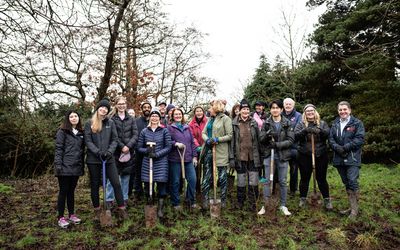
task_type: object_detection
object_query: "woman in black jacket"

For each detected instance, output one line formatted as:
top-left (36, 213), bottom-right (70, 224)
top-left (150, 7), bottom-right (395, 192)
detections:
top-left (54, 110), bottom-right (84, 228)
top-left (84, 98), bottom-right (127, 221)
top-left (295, 104), bottom-right (332, 210)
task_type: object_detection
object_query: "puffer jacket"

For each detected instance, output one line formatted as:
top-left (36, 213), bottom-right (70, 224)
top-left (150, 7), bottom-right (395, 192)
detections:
top-left (202, 112), bottom-right (233, 167)
top-left (188, 115), bottom-right (208, 147)
top-left (231, 116), bottom-right (262, 168)
top-left (167, 123), bottom-right (197, 163)
top-left (137, 126), bottom-right (172, 182)
top-left (259, 116), bottom-right (294, 161)
top-left (84, 118), bottom-right (118, 164)
top-left (329, 116), bottom-right (365, 166)
top-left (54, 129), bottom-right (84, 176)
top-left (112, 112), bottom-right (138, 175)
top-left (295, 120), bottom-right (330, 157)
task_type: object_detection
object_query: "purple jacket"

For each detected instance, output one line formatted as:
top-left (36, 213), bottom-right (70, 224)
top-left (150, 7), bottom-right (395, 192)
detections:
top-left (167, 123), bottom-right (197, 163)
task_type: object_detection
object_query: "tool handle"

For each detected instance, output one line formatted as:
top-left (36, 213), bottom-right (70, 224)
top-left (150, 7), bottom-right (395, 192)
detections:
top-left (149, 158), bottom-right (153, 198)
top-left (102, 160), bottom-right (107, 207)
top-left (212, 144), bottom-right (217, 201)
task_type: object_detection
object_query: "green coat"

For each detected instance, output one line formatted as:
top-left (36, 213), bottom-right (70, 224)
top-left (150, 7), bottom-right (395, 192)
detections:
top-left (202, 112), bottom-right (232, 166)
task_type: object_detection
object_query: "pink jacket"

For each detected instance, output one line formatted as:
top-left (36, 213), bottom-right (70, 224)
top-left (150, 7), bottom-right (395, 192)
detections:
top-left (188, 116), bottom-right (208, 147)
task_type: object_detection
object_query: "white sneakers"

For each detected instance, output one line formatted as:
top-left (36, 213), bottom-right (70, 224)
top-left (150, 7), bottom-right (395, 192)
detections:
top-left (279, 206), bottom-right (292, 216)
top-left (257, 205), bottom-right (292, 216)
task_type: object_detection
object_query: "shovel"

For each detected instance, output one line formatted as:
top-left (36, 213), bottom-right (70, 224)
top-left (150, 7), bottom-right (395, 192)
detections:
top-left (99, 158), bottom-right (113, 227)
top-left (310, 134), bottom-right (321, 205)
top-left (177, 145), bottom-right (188, 208)
top-left (210, 144), bottom-right (221, 218)
top-left (144, 142), bottom-right (157, 227)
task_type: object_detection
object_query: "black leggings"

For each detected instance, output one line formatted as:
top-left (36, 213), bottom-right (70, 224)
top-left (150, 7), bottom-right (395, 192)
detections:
top-left (298, 152), bottom-right (330, 198)
top-left (88, 162), bottom-right (124, 208)
top-left (57, 176), bottom-right (79, 218)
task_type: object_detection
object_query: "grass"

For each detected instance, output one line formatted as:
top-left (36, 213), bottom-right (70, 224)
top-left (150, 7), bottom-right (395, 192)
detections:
top-left (0, 163), bottom-right (399, 249)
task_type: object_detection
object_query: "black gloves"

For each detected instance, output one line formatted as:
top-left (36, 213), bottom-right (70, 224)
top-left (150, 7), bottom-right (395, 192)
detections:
top-left (305, 127), bottom-right (320, 134)
top-left (229, 159), bottom-right (236, 169)
top-left (269, 141), bottom-right (276, 149)
top-left (305, 127), bottom-right (314, 133)
top-left (99, 151), bottom-right (112, 160)
top-left (336, 146), bottom-right (348, 158)
top-left (146, 146), bottom-right (156, 158)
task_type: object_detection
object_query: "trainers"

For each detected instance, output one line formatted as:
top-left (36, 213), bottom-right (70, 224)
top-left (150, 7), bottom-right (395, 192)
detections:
top-left (299, 197), bottom-right (307, 208)
top-left (58, 217), bottom-right (70, 228)
top-left (257, 206), bottom-right (266, 215)
top-left (68, 214), bottom-right (81, 224)
top-left (191, 204), bottom-right (200, 210)
top-left (259, 177), bottom-right (268, 184)
top-left (279, 206), bottom-right (292, 216)
top-left (174, 205), bottom-right (182, 211)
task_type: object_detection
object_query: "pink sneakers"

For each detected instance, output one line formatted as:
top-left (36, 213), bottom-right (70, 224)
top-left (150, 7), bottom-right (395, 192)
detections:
top-left (68, 214), bottom-right (82, 224)
top-left (58, 217), bottom-right (70, 228)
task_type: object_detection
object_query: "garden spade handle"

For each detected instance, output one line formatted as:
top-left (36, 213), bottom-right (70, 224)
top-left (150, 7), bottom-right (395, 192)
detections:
top-left (311, 134), bottom-right (317, 194)
top-left (177, 145), bottom-right (187, 180)
top-left (212, 144), bottom-right (217, 201)
top-left (270, 138), bottom-right (275, 193)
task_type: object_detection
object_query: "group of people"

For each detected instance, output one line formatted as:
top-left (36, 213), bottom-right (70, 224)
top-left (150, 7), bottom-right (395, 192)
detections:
top-left (54, 96), bottom-right (364, 228)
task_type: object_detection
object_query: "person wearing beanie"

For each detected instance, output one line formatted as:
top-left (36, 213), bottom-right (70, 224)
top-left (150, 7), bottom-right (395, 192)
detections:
top-left (84, 98), bottom-right (128, 221)
top-left (165, 104), bottom-right (176, 125)
top-left (258, 99), bottom-right (294, 216)
top-left (294, 104), bottom-right (333, 210)
top-left (158, 101), bottom-right (168, 126)
top-left (231, 99), bottom-right (262, 212)
top-left (188, 105), bottom-right (208, 196)
top-left (137, 106), bottom-right (172, 218)
top-left (252, 100), bottom-right (268, 130)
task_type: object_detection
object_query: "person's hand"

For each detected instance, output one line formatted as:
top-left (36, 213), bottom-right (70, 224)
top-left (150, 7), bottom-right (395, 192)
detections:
top-left (175, 142), bottom-right (185, 149)
top-left (336, 146), bottom-right (347, 157)
top-left (269, 141), bottom-right (276, 149)
top-left (229, 159), bottom-right (236, 168)
top-left (196, 146), bottom-right (202, 152)
top-left (206, 137), bottom-right (218, 146)
top-left (311, 127), bottom-right (321, 134)
top-left (305, 127), bottom-right (314, 134)
top-left (148, 151), bottom-right (156, 158)
top-left (101, 151), bottom-right (112, 160)
top-left (122, 146), bottom-right (130, 153)
top-left (193, 157), bottom-right (198, 167)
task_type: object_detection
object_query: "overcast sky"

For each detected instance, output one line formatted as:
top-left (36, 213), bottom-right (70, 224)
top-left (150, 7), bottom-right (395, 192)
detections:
top-left (163, 0), bottom-right (325, 101)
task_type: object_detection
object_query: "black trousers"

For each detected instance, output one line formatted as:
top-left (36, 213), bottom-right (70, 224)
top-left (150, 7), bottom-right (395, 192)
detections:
top-left (298, 152), bottom-right (330, 198)
top-left (88, 162), bottom-right (124, 208)
top-left (57, 176), bottom-right (79, 218)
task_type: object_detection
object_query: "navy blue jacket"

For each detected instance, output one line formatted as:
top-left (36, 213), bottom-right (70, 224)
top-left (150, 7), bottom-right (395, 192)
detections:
top-left (329, 116), bottom-right (365, 166)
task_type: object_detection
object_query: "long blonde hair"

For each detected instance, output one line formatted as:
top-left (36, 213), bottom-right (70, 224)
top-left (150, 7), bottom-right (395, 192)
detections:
top-left (303, 109), bottom-right (321, 127)
top-left (91, 111), bottom-right (103, 133)
top-left (108, 96), bottom-right (127, 118)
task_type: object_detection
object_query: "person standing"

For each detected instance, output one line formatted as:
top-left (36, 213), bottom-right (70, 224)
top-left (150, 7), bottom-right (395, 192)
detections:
top-left (106, 96), bottom-right (138, 208)
top-left (231, 99), bottom-right (262, 211)
top-left (295, 104), bottom-right (332, 210)
top-left (54, 110), bottom-right (85, 228)
top-left (158, 101), bottom-right (167, 126)
top-left (168, 108), bottom-right (198, 210)
top-left (137, 108), bottom-right (172, 218)
top-left (129, 101), bottom-right (152, 200)
top-left (282, 97), bottom-right (302, 196)
top-left (84, 98), bottom-right (127, 220)
top-left (329, 101), bottom-right (365, 219)
top-left (252, 100), bottom-right (268, 130)
top-left (201, 99), bottom-right (232, 208)
top-left (258, 99), bottom-right (294, 216)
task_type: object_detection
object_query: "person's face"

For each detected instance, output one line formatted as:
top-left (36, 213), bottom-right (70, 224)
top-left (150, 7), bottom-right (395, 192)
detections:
top-left (127, 109), bottom-right (135, 117)
top-left (270, 104), bottom-right (282, 117)
top-left (304, 108), bottom-right (316, 121)
top-left (168, 109), bottom-right (173, 117)
top-left (240, 107), bottom-right (250, 120)
top-left (150, 114), bottom-right (160, 124)
top-left (338, 104), bottom-right (351, 120)
top-left (159, 104), bottom-right (166, 115)
top-left (142, 104), bottom-right (151, 117)
top-left (284, 101), bottom-right (294, 113)
top-left (234, 108), bottom-right (240, 116)
top-left (116, 100), bottom-right (127, 112)
top-left (98, 106), bottom-right (108, 117)
top-left (208, 106), bottom-right (216, 117)
top-left (69, 112), bottom-right (79, 127)
top-left (195, 108), bottom-right (204, 119)
top-left (173, 110), bottom-right (183, 122)
top-left (255, 105), bottom-right (264, 113)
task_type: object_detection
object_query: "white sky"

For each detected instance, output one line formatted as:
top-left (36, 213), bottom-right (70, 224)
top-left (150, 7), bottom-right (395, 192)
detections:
top-left (164, 0), bottom-right (325, 101)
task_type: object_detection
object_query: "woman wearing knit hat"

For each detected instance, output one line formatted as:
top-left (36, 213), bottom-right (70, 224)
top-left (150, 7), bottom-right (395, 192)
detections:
top-left (84, 98), bottom-right (128, 221)
top-left (294, 104), bottom-right (332, 210)
top-left (137, 107), bottom-right (172, 218)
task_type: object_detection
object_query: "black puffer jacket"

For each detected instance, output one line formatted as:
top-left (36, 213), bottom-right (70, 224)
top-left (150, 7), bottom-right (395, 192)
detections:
top-left (54, 129), bottom-right (85, 176)
top-left (259, 116), bottom-right (294, 161)
top-left (295, 120), bottom-right (330, 157)
top-left (84, 118), bottom-right (118, 164)
top-left (112, 112), bottom-right (138, 175)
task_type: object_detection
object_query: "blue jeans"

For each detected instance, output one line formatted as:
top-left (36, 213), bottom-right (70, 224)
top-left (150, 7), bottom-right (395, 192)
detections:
top-left (262, 157), bottom-right (289, 206)
top-left (336, 165), bottom-right (360, 191)
top-left (169, 161), bottom-right (197, 206)
top-left (106, 174), bottom-right (130, 202)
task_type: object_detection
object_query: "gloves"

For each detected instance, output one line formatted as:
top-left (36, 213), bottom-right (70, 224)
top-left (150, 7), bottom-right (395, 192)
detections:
top-left (99, 151), bottom-right (112, 160)
top-left (336, 146), bottom-right (348, 157)
top-left (196, 146), bottom-right (202, 152)
top-left (148, 151), bottom-right (156, 158)
top-left (312, 127), bottom-right (321, 134)
top-left (193, 157), bottom-right (198, 167)
top-left (305, 127), bottom-right (314, 134)
top-left (175, 142), bottom-right (185, 149)
top-left (269, 141), bottom-right (276, 149)
top-left (229, 159), bottom-right (236, 168)
top-left (206, 137), bottom-right (219, 146)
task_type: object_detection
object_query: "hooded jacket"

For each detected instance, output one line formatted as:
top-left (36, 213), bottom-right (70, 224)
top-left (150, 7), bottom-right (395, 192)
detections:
top-left (54, 129), bottom-right (85, 176)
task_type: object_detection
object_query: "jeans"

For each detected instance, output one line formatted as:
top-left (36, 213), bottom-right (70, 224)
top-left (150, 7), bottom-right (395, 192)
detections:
top-left (336, 164), bottom-right (360, 191)
top-left (169, 161), bottom-right (197, 206)
top-left (298, 152), bottom-right (330, 198)
top-left (262, 157), bottom-right (289, 206)
top-left (57, 176), bottom-right (79, 218)
top-left (106, 174), bottom-right (130, 202)
top-left (144, 181), bottom-right (167, 198)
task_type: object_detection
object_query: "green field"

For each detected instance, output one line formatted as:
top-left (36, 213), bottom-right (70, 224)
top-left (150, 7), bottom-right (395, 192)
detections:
top-left (1, 164), bottom-right (399, 249)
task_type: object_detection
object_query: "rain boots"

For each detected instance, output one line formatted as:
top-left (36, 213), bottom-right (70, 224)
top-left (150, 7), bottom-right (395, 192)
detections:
top-left (324, 198), bottom-right (333, 210)
top-left (299, 197), bottom-right (307, 208)
top-left (348, 190), bottom-right (359, 219)
top-left (236, 186), bottom-right (246, 210)
top-left (202, 195), bottom-right (209, 210)
top-left (248, 186), bottom-right (258, 212)
top-left (94, 207), bottom-right (101, 221)
top-left (117, 207), bottom-right (128, 220)
top-left (157, 198), bottom-right (165, 218)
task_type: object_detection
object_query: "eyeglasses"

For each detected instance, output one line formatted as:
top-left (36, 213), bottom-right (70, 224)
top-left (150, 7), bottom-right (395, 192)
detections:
top-left (117, 103), bottom-right (126, 106)
top-left (305, 109), bottom-right (315, 113)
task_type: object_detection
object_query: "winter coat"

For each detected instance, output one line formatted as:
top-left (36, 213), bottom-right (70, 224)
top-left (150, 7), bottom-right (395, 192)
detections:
top-left (84, 118), bottom-right (118, 164)
top-left (259, 116), bottom-right (294, 161)
top-left (188, 116), bottom-right (208, 147)
top-left (294, 120), bottom-right (330, 157)
top-left (231, 116), bottom-right (262, 168)
top-left (282, 108), bottom-right (302, 154)
top-left (202, 112), bottom-right (232, 167)
top-left (329, 116), bottom-right (365, 167)
top-left (137, 126), bottom-right (172, 182)
top-left (54, 129), bottom-right (85, 176)
top-left (136, 116), bottom-right (150, 136)
top-left (167, 123), bottom-right (197, 163)
top-left (112, 112), bottom-right (138, 175)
